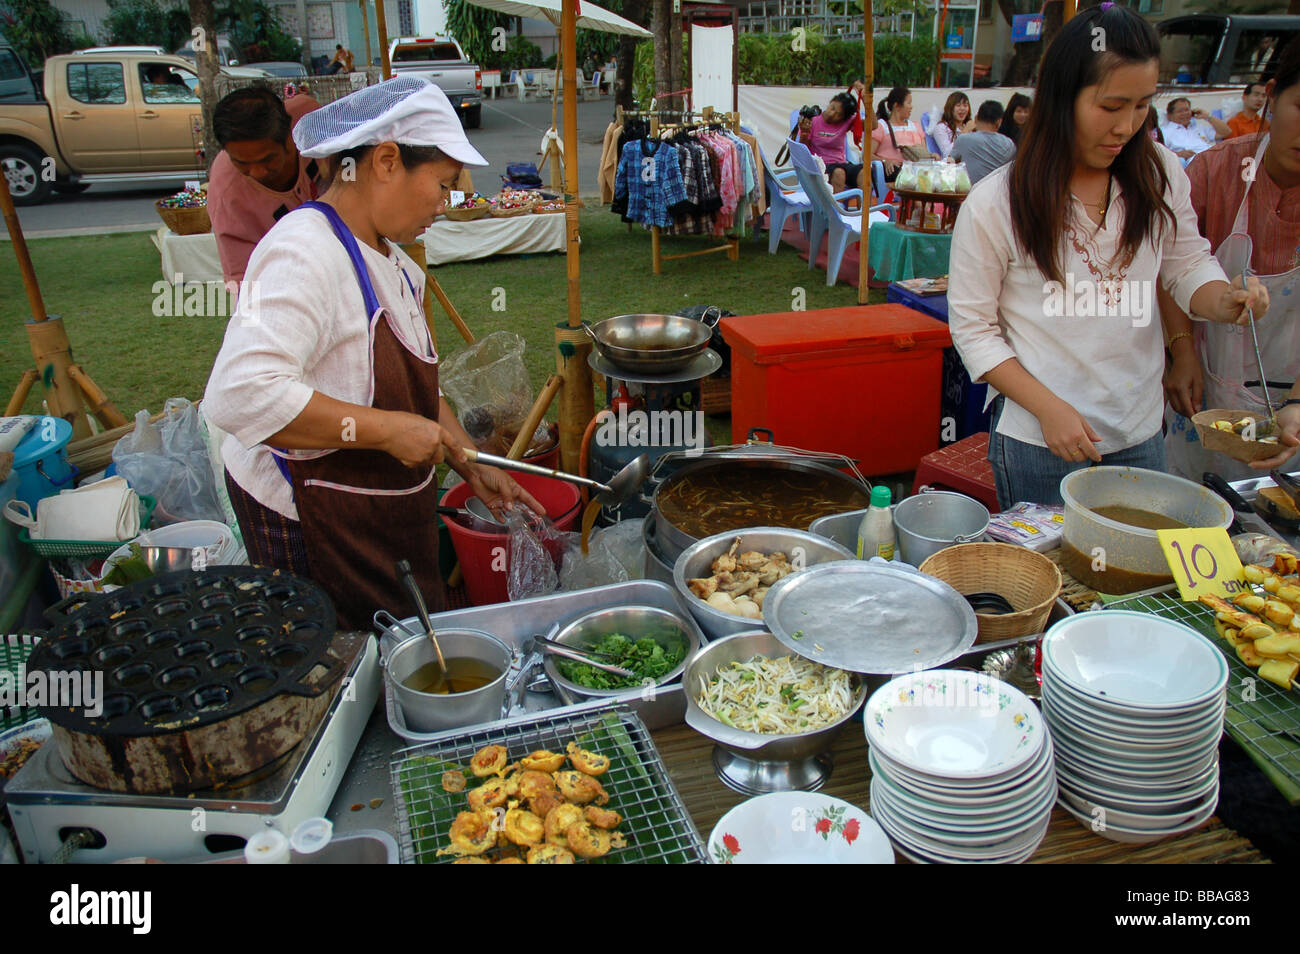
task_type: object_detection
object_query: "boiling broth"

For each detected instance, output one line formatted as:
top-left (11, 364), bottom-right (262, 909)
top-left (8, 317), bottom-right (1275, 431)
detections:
top-left (403, 657), bottom-right (501, 695)
top-left (1091, 506), bottom-right (1188, 531)
top-left (658, 466), bottom-right (870, 539)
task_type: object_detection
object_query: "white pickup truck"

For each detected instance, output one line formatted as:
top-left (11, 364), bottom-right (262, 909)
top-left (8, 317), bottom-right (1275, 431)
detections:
top-left (387, 37), bottom-right (482, 128)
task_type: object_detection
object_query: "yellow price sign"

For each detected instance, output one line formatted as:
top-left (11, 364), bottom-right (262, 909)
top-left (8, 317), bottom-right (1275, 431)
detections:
top-left (1157, 527), bottom-right (1246, 601)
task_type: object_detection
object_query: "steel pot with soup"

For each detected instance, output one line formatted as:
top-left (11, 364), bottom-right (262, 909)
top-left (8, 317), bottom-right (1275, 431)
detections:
top-left (1059, 467), bottom-right (1232, 595)
top-left (650, 455), bottom-right (871, 563)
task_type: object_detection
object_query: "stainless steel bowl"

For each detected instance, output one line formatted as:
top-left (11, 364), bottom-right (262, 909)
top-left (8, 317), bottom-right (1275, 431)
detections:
top-left (385, 629), bottom-right (512, 733)
top-left (542, 604), bottom-right (701, 699)
top-left (683, 630), bottom-right (868, 794)
top-left (672, 527), bottom-right (854, 641)
top-left (583, 314), bottom-right (713, 374)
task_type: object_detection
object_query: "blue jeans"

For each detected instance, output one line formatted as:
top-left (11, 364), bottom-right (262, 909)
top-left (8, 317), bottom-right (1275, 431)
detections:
top-left (987, 397), bottom-right (1167, 510)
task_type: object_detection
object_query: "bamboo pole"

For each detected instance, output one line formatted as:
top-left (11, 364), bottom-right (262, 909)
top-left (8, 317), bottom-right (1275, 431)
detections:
top-left (1, 169), bottom-right (92, 438)
top-left (360, 0), bottom-right (372, 68)
top-left (376, 0), bottom-right (391, 78)
top-left (1064, 0), bottom-right (1077, 20)
top-left (555, 0), bottom-right (593, 473)
top-left (858, 0), bottom-right (874, 304)
top-left (507, 374), bottom-right (563, 459)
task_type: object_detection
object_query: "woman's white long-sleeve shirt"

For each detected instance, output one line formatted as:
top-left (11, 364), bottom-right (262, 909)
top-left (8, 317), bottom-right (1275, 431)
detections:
top-left (930, 120), bottom-right (957, 159)
top-left (947, 148), bottom-right (1226, 454)
top-left (203, 207), bottom-right (437, 521)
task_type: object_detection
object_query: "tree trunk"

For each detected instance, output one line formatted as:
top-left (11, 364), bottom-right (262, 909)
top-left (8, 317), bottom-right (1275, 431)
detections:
top-left (615, 0), bottom-right (647, 109)
top-left (190, 0), bottom-right (219, 173)
top-left (669, 0), bottom-right (683, 111)
top-left (652, 0), bottom-right (671, 106)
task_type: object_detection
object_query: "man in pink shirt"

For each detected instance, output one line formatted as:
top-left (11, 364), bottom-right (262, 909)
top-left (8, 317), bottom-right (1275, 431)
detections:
top-left (208, 87), bottom-right (326, 285)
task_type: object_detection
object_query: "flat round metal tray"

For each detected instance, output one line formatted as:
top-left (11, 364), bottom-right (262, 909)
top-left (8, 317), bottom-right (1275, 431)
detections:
top-left (761, 561), bottom-right (978, 674)
top-left (587, 348), bottom-right (722, 384)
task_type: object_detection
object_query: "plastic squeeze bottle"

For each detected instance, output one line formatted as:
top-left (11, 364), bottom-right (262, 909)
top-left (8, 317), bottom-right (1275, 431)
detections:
top-left (856, 486), bottom-right (896, 560)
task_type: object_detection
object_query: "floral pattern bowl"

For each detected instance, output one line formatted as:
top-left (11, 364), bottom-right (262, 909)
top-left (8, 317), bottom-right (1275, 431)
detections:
top-left (707, 792), bottom-right (893, 864)
top-left (864, 670), bottom-right (1044, 780)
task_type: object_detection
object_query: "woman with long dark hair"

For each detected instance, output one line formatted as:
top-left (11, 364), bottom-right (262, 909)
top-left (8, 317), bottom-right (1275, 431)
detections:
top-left (1163, 35), bottom-right (1300, 480)
top-left (947, 3), bottom-right (1269, 508)
top-left (930, 91), bottom-right (974, 159)
top-left (998, 92), bottom-right (1032, 145)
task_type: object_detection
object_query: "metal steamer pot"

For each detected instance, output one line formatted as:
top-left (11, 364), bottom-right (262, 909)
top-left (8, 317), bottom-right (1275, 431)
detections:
top-left (647, 434), bottom-right (873, 565)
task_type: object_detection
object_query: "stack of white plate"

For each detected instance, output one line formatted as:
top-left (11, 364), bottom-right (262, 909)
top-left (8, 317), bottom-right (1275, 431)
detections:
top-left (1041, 611), bottom-right (1228, 845)
top-left (864, 670), bottom-right (1056, 864)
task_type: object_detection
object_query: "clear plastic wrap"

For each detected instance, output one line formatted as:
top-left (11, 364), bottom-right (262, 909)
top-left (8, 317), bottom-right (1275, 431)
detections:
top-left (558, 518), bottom-right (645, 592)
top-left (505, 506), bottom-right (563, 601)
top-left (439, 332), bottom-right (533, 453)
top-left (111, 398), bottom-right (223, 525)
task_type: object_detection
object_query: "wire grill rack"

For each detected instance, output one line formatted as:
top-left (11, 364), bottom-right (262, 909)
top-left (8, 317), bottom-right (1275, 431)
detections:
top-left (390, 706), bottom-right (707, 864)
top-left (1, 634), bottom-right (40, 731)
top-left (1105, 592), bottom-right (1300, 805)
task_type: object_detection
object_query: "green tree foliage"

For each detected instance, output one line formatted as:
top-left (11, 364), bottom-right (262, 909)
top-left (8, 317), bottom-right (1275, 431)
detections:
top-left (101, 0), bottom-right (300, 63)
top-left (444, 0), bottom-right (511, 65)
top-left (736, 31), bottom-right (937, 88)
top-left (0, 0), bottom-right (80, 66)
top-left (221, 0), bottom-right (300, 62)
top-left (104, 0), bottom-right (190, 50)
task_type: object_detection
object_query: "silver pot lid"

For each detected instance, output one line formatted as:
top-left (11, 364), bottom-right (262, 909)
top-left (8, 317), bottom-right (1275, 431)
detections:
top-left (650, 435), bottom-right (866, 483)
top-left (761, 561), bottom-right (978, 674)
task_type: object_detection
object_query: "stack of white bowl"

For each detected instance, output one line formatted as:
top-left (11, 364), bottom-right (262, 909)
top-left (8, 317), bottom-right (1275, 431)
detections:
top-left (1041, 611), bottom-right (1228, 845)
top-left (865, 670), bottom-right (1056, 864)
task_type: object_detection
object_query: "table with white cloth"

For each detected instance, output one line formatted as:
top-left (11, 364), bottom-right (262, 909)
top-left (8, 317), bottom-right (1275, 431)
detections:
top-left (420, 212), bottom-right (565, 266)
top-left (152, 227), bottom-right (224, 285)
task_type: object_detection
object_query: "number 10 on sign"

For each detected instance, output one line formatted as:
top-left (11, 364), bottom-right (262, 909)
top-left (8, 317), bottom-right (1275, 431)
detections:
top-left (1157, 528), bottom-right (1245, 601)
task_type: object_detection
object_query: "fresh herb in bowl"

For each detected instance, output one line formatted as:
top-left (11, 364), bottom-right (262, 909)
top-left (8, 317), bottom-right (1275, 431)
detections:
top-left (556, 632), bottom-right (686, 691)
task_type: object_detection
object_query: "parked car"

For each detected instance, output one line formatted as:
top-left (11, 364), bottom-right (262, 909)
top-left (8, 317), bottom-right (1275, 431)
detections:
top-left (1158, 14), bottom-right (1300, 87)
top-left (387, 36), bottom-right (482, 128)
top-left (0, 49), bottom-right (224, 205)
top-left (246, 61), bottom-right (309, 80)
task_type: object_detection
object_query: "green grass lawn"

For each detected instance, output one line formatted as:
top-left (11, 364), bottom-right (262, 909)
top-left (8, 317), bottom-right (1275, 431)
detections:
top-left (1, 206), bottom-right (885, 441)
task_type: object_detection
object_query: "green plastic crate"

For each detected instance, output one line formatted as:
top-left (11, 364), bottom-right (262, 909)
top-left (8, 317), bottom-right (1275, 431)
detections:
top-left (1, 634), bottom-right (41, 731)
top-left (17, 495), bottom-right (157, 559)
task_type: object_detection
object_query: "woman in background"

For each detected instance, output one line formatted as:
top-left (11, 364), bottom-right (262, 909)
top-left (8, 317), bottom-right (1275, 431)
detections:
top-left (930, 91), bottom-right (975, 159)
top-left (999, 92), bottom-right (1032, 146)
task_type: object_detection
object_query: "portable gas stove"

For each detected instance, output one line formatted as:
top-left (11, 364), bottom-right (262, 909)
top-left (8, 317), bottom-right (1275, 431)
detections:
top-left (5, 635), bottom-right (379, 863)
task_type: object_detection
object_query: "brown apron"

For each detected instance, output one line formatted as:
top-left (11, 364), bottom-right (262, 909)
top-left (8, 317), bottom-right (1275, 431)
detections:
top-left (277, 201), bottom-right (445, 630)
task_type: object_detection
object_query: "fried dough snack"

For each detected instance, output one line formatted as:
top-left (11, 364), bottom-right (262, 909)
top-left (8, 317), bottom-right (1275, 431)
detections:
top-left (566, 742), bottom-right (610, 776)
top-left (471, 745), bottom-right (509, 777)
top-left (519, 749), bottom-right (566, 773)
top-left (554, 770), bottom-right (610, 805)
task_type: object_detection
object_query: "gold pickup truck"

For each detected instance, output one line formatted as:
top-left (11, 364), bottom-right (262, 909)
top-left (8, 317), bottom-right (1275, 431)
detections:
top-left (0, 49), bottom-right (220, 206)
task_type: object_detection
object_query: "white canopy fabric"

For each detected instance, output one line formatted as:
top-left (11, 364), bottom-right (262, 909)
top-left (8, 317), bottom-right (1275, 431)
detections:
top-left (464, 0), bottom-right (651, 37)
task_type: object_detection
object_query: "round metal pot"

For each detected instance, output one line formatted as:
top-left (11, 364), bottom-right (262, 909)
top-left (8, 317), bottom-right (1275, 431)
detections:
top-left (642, 517), bottom-right (675, 586)
top-left (683, 630), bottom-right (867, 794)
top-left (583, 314), bottom-right (714, 374)
top-left (673, 527), bottom-right (854, 641)
top-left (385, 629), bottom-right (511, 733)
top-left (651, 456), bottom-right (872, 564)
top-left (542, 604), bottom-right (701, 700)
top-left (893, 491), bottom-right (990, 566)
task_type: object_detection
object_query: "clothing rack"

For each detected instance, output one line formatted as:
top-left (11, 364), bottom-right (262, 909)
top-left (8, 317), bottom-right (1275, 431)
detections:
top-left (641, 106), bottom-right (743, 275)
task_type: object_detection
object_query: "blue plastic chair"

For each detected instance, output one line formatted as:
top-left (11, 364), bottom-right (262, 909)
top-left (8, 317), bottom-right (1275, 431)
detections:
top-left (870, 160), bottom-right (888, 206)
top-left (1211, 108), bottom-right (1225, 120)
top-left (921, 111), bottom-right (942, 156)
top-left (787, 139), bottom-right (892, 287)
top-left (759, 145), bottom-right (811, 253)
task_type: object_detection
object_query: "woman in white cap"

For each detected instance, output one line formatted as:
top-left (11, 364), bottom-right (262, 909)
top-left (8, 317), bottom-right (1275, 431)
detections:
top-left (204, 76), bottom-right (541, 628)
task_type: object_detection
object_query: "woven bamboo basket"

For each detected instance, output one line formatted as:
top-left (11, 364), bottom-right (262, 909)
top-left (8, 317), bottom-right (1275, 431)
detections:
top-left (919, 542), bottom-right (1062, 643)
top-left (444, 205), bottom-right (490, 221)
top-left (488, 200), bottom-right (535, 218)
top-left (155, 201), bottom-right (211, 235)
top-left (1192, 408), bottom-right (1280, 463)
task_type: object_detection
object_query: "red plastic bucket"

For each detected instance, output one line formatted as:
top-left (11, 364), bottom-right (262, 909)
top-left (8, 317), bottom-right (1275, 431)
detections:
top-left (442, 473), bottom-right (582, 606)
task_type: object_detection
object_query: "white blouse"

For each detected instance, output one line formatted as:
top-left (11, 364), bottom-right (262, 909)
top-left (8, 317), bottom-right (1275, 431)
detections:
top-left (203, 207), bottom-right (437, 520)
top-left (948, 147), bottom-right (1227, 454)
top-left (930, 120), bottom-right (957, 159)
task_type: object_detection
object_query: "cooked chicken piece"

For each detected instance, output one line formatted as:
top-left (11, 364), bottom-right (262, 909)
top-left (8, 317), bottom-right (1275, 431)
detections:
top-left (707, 591), bottom-right (743, 616)
top-left (732, 596), bottom-right (763, 619)
top-left (736, 550), bottom-right (770, 570)
top-left (753, 586), bottom-right (770, 610)
top-left (712, 537), bottom-right (743, 574)
top-left (758, 563), bottom-right (790, 586)
top-left (722, 572), bottom-right (760, 597)
top-left (688, 577), bottom-right (718, 600)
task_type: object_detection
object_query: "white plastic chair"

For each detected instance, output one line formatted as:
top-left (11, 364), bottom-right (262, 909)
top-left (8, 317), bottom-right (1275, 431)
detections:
top-left (787, 139), bottom-right (892, 287)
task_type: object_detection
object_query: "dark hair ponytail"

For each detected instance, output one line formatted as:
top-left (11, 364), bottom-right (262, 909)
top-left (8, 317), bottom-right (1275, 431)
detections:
top-left (876, 85), bottom-right (910, 121)
top-left (1007, 4), bottom-right (1172, 287)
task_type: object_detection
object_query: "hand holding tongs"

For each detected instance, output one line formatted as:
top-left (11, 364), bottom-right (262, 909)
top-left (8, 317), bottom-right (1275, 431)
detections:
top-left (1241, 269), bottom-right (1274, 421)
top-left (533, 633), bottom-right (634, 677)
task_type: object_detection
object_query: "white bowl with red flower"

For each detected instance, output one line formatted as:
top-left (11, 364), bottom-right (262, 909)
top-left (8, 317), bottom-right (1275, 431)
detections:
top-left (707, 792), bottom-right (893, 864)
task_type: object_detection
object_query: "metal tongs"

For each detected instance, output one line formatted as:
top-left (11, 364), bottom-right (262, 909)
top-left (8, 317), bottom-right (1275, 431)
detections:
top-left (1242, 269), bottom-right (1275, 422)
top-left (532, 633), bottom-right (635, 677)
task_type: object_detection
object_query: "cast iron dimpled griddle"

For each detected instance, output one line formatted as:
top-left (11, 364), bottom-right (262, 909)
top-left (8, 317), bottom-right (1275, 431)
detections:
top-left (30, 566), bottom-right (339, 737)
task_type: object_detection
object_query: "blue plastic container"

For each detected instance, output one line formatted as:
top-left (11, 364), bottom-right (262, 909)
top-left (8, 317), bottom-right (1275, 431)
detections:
top-left (12, 417), bottom-right (77, 508)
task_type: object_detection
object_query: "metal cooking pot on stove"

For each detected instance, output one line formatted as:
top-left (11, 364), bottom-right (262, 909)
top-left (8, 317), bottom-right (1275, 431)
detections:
top-left (647, 434), bottom-right (872, 565)
top-left (582, 313), bottom-right (715, 374)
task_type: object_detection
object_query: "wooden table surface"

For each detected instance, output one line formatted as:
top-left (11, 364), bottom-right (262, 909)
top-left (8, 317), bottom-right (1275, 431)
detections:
top-left (650, 724), bottom-right (1268, 864)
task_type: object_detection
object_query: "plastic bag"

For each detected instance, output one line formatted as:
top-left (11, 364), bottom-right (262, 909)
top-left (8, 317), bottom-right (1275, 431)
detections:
top-left (439, 332), bottom-right (534, 454)
top-left (895, 162), bottom-right (919, 191)
top-left (112, 398), bottom-right (224, 525)
top-left (952, 162), bottom-right (972, 194)
top-left (506, 507), bottom-right (564, 601)
top-left (558, 519), bottom-right (646, 592)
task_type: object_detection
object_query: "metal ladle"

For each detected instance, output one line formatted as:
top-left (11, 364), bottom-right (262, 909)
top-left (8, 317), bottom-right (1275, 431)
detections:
top-left (396, 559), bottom-right (447, 677)
top-left (459, 449), bottom-right (651, 508)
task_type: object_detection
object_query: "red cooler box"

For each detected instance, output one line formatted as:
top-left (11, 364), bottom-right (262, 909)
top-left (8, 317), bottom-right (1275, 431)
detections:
top-left (721, 305), bottom-right (952, 474)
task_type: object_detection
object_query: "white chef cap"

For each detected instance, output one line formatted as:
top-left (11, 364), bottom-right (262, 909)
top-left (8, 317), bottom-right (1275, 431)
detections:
top-left (293, 75), bottom-right (487, 166)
